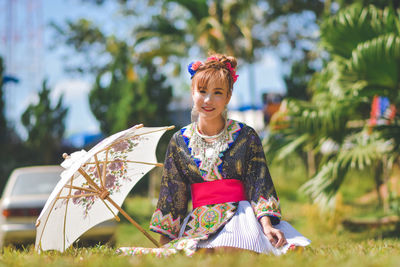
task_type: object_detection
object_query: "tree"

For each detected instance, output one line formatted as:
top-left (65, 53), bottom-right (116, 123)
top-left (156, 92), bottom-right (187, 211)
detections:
top-left (89, 40), bottom-right (172, 135)
top-left (267, 4), bottom-right (400, 210)
top-left (136, 0), bottom-right (264, 62)
top-left (263, 0), bottom-right (400, 101)
top-left (21, 80), bottom-right (68, 164)
top-left (133, 0), bottom-right (268, 107)
top-left (0, 57), bottom-right (6, 143)
top-left (52, 16), bottom-right (173, 135)
top-left (0, 56), bottom-right (24, 192)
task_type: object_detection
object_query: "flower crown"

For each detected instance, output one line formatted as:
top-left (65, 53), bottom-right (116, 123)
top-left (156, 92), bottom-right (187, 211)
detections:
top-left (187, 57), bottom-right (239, 83)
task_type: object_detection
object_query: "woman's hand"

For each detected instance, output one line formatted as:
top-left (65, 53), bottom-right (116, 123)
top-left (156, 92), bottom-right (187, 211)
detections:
top-left (259, 216), bottom-right (287, 248)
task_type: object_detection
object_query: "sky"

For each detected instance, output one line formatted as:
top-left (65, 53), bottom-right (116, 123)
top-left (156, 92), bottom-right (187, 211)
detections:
top-left (1, 0), bottom-right (286, 138)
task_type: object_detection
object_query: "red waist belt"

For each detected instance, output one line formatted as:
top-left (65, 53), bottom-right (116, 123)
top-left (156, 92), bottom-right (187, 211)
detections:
top-left (190, 179), bottom-right (247, 209)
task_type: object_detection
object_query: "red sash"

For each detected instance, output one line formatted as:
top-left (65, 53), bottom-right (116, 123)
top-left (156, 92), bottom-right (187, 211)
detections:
top-left (190, 179), bottom-right (247, 209)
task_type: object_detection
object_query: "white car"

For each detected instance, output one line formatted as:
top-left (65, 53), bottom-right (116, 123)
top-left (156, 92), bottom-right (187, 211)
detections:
top-left (0, 166), bottom-right (117, 248)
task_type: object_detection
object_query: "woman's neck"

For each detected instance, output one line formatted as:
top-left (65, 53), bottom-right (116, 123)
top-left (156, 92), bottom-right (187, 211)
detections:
top-left (196, 116), bottom-right (226, 136)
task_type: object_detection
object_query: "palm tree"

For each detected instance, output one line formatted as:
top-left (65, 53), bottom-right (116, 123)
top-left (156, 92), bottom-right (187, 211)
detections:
top-left (133, 0), bottom-right (264, 106)
top-left (267, 4), bottom-right (400, 210)
top-left (135, 0), bottom-right (262, 62)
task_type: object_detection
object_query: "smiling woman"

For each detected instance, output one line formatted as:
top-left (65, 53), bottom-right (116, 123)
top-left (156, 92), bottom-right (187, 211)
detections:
top-left (117, 54), bottom-right (310, 257)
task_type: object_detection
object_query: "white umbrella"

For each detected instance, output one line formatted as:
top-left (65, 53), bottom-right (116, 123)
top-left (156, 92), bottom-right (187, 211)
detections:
top-left (35, 124), bottom-right (174, 252)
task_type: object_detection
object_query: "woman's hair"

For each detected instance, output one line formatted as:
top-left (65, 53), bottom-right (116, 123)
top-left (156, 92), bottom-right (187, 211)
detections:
top-left (191, 54), bottom-right (238, 93)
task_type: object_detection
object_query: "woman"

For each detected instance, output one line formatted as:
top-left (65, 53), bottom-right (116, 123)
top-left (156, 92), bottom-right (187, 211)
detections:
top-left (118, 54), bottom-right (310, 257)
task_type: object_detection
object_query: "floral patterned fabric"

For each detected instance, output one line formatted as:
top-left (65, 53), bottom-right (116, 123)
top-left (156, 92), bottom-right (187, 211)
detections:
top-left (149, 209), bottom-right (181, 239)
top-left (68, 136), bottom-right (142, 217)
top-left (149, 119), bottom-right (281, 243)
top-left (251, 196), bottom-right (281, 220)
top-left (183, 202), bottom-right (237, 237)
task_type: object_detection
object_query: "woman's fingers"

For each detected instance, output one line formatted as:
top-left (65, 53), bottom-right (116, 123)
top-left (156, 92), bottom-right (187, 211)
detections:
top-left (262, 225), bottom-right (288, 248)
top-left (265, 232), bottom-right (277, 246)
top-left (273, 230), bottom-right (287, 247)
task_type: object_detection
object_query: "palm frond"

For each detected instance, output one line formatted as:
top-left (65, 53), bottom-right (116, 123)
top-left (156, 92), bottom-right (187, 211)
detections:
top-left (301, 131), bottom-right (394, 208)
top-left (343, 34), bottom-right (400, 97)
top-left (321, 4), bottom-right (399, 58)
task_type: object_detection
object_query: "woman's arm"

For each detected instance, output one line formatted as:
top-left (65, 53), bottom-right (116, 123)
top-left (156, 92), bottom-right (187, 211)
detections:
top-left (259, 216), bottom-right (287, 248)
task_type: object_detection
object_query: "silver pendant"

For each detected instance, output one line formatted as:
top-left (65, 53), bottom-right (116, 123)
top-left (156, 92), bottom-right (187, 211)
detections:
top-left (205, 147), bottom-right (214, 158)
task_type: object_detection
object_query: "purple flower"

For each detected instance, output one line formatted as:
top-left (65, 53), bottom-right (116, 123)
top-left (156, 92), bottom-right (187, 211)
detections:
top-left (105, 174), bottom-right (117, 189)
top-left (94, 164), bottom-right (104, 179)
top-left (113, 141), bottom-right (129, 152)
top-left (85, 195), bottom-right (94, 202)
top-left (109, 160), bottom-right (123, 171)
top-left (73, 190), bottom-right (82, 204)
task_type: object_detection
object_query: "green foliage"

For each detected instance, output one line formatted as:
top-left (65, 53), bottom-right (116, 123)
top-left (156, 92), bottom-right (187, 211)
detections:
top-left (21, 80), bottom-right (68, 164)
top-left (284, 60), bottom-right (314, 100)
top-left (267, 4), bottom-right (400, 210)
top-left (135, 0), bottom-right (264, 64)
top-left (321, 4), bottom-right (400, 58)
top-left (301, 131), bottom-right (394, 208)
top-left (263, 0), bottom-right (325, 20)
top-left (53, 18), bottom-right (173, 136)
top-left (89, 42), bottom-right (172, 135)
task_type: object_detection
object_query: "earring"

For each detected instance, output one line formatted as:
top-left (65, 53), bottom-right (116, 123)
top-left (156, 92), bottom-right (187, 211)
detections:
top-left (222, 106), bottom-right (228, 122)
top-left (191, 105), bottom-right (199, 122)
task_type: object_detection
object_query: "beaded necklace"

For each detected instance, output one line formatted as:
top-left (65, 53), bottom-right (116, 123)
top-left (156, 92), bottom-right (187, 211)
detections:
top-left (188, 121), bottom-right (229, 179)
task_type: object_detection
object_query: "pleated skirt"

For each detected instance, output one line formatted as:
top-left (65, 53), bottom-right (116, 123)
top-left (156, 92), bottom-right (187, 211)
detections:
top-left (192, 201), bottom-right (310, 255)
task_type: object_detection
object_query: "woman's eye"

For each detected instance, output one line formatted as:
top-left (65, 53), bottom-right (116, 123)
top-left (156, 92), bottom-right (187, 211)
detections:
top-left (215, 91), bottom-right (223, 95)
top-left (199, 90), bottom-right (206, 94)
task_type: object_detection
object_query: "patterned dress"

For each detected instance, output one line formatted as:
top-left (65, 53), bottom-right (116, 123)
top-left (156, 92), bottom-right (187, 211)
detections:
top-left (117, 119), bottom-right (309, 257)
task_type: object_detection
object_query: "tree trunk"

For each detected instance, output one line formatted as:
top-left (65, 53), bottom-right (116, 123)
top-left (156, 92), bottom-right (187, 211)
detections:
top-left (374, 162), bottom-right (384, 208)
top-left (307, 150), bottom-right (316, 177)
top-left (382, 155), bottom-right (392, 214)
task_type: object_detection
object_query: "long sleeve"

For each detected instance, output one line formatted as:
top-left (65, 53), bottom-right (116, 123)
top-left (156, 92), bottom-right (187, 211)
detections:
top-left (149, 134), bottom-right (190, 239)
top-left (243, 127), bottom-right (281, 225)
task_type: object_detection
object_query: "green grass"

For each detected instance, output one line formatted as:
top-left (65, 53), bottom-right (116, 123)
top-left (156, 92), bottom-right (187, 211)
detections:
top-left (1, 161), bottom-right (400, 266)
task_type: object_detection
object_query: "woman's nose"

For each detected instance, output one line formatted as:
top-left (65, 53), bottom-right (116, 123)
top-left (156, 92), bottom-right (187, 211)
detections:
top-left (204, 94), bottom-right (212, 103)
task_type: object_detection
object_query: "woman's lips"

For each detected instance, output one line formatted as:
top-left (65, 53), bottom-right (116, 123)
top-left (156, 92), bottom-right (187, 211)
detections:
top-left (202, 107), bottom-right (215, 112)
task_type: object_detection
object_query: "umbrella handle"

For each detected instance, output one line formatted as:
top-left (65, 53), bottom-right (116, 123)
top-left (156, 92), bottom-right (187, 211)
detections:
top-left (77, 168), bottom-right (161, 248)
top-left (105, 196), bottom-right (161, 248)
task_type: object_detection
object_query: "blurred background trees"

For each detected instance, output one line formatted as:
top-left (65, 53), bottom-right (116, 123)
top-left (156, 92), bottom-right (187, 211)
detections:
top-left (267, 3), bottom-right (400, 216)
top-left (1, 0), bottom-right (400, 216)
top-left (21, 80), bottom-right (68, 164)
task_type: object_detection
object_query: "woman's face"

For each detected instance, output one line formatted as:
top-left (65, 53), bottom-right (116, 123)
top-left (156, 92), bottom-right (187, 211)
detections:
top-left (192, 77), bottom-right (231, 122)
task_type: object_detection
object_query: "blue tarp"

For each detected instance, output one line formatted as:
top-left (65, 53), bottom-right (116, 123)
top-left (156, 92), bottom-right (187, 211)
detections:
top-left (63, 132), bottom-right (104, 148)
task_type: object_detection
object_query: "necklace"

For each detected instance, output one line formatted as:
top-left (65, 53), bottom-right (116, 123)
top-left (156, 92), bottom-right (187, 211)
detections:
top-left (195, 125), bottom-right (226, 139)
top-left (188, 121), bottom-right (229, 179)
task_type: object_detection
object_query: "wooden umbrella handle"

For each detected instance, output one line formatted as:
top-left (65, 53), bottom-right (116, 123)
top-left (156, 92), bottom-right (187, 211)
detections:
top-left (105, 196), bottom-right (161, 248)
top-left (77, 168), bottom-right (161, 248)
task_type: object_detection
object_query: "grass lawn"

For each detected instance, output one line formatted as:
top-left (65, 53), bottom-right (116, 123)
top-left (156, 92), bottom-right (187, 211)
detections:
top-left (1, 160), bottom-right (399, 266)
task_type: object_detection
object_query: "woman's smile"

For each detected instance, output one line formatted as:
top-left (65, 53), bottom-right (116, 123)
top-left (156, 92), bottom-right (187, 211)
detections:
top-left (202, 106), bottom-right (215, 112)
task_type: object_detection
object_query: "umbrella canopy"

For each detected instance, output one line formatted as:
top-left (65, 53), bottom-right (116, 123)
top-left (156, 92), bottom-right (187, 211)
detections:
top-left (35, 124), bottom-right (174, 252)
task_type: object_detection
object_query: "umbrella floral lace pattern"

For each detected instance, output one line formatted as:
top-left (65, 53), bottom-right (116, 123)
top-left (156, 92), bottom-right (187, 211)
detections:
top-left (72, 136), bottom-right (146, 217)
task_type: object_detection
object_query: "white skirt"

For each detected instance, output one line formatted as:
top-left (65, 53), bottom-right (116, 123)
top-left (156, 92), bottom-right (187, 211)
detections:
top-left (188, 201), bottom-right (310, 255)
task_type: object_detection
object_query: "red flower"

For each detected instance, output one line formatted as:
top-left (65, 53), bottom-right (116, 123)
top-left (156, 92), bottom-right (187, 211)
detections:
top-left (191, 61), bottom-right (202, 71)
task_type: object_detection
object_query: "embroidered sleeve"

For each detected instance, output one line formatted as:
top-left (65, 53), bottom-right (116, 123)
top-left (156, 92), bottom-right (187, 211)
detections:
top-left (243, 127), bottom-right (281, 225)
top-left (149, 133), bottom-right (190, 239)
